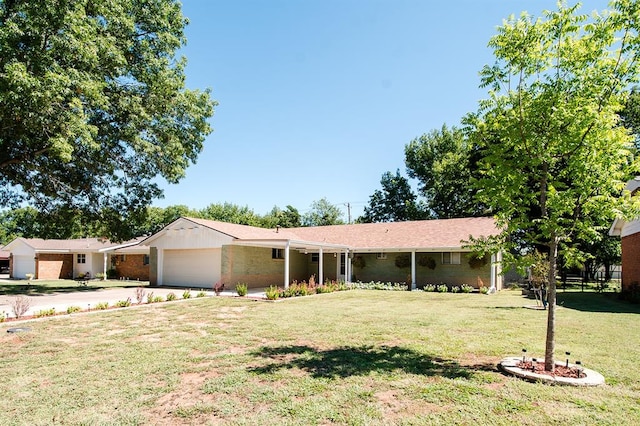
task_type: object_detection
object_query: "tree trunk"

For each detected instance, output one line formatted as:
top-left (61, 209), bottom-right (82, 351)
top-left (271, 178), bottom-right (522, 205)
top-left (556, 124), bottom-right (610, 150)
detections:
top-left (544, 237), bottom-right (559, 371)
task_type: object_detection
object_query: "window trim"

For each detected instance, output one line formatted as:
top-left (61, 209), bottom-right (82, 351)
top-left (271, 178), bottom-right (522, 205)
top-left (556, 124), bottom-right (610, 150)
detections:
top-left (77, 253), bottom-right (86, 264)
top-left (442, 252), bottom-right (461, 265)
top-left (272, 248), bottom-right (284, 260)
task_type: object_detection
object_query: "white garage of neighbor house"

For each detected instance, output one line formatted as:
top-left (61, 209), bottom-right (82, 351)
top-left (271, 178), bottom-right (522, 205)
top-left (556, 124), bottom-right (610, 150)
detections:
top-left (3, 237), bottom-right (147, 280)
top-left (143, 216), bottom-right (503, 291)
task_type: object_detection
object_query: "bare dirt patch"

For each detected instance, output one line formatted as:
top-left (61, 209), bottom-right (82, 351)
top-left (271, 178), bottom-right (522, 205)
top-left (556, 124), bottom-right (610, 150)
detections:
top-left (375, 389), bottom-right (444, 420)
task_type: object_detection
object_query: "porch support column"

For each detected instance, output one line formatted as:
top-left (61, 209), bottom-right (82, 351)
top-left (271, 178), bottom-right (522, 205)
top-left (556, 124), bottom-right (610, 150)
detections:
top-left (284, 241), bottom-right (290, 289)
top-left (490, 253), bottom-right (497, 292)
top-left (411, 250), bottom-right (416, 290)
top-left (157, 249), bottom-right (164, 286)
top-left (335, 252), bottom-right (340, 282)
top-left (346, 250), bottom-right (351, 283)
top-left (103, 253), bottom-right (108, 280)
top-left (318, 247), bottom-right (324, 285)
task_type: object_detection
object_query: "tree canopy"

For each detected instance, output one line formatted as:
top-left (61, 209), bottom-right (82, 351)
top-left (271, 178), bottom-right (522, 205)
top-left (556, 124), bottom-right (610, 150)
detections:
top-left (359, 169), bottom-right (427, 223)
top-left (465, 0), bottom-right (640, 370)
top-left (0, 0), bottom-right (215, 241)
top-left (405, 125), bottom-right (485, 218)
top-left (302, 198), bottom-right (345, 227)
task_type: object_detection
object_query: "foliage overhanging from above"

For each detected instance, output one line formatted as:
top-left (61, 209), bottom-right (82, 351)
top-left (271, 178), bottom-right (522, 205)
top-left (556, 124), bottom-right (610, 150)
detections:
top-left (0, 0), bottom-right (216, 241)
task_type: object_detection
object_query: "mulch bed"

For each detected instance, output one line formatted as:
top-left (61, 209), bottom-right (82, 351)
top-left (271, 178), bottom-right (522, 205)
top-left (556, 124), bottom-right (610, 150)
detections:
top-left (517, 360), bottom-right (586, 379)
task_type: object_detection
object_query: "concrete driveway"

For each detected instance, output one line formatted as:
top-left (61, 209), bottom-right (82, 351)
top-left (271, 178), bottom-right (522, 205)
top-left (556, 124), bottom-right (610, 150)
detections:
top-left (0, 277), bottom-right (267, 320)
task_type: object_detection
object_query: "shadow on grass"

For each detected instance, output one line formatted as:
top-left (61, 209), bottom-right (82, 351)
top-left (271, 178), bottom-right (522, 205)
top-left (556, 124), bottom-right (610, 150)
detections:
top-left (557, 292), bottom-right (640, 314)
top-left (248, 345), bottom-right (481, 379)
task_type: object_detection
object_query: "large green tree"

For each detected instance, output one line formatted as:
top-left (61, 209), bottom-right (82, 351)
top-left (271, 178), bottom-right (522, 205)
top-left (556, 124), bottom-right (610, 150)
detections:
top-left (261, 205), bottom-right (302, 228)
top-left (0, 0), bottom-right (215, 241)
top-left (199, 202), bottom-right (261, 226)
top-left (405, 125), bottom-right (485, 218)
top-left (466, 1), bottom-right (640, 371)
top-left (359, 169), bottom-right (427, 223)
top-left (302, 198), bottom-right (344, 227)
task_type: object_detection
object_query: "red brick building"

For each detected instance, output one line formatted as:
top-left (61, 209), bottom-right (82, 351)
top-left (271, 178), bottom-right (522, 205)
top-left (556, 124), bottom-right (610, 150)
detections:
top-left (610, 177), bottom-right (640, 293)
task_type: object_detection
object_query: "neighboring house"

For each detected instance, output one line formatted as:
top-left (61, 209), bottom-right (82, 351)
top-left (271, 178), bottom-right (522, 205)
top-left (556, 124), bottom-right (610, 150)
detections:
top-left (3, 237), bottom-right (149, 280)
top-left (142, 216), bottom-right (503, 290)
top-left (609, 177), bottom-right (640, 292)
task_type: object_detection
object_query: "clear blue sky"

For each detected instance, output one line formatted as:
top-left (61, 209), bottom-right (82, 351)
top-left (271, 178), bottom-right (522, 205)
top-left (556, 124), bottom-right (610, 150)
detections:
top-left (155, 0), bottom-right (608, 221)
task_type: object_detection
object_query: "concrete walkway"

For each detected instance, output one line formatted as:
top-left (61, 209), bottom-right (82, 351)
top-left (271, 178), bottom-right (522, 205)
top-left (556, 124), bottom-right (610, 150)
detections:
top-left (0, 277), bottom-right (267, 320)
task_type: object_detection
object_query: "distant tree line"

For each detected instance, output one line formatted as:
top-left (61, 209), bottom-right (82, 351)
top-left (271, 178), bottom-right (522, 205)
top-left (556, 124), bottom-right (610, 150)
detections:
top-left (0, 197), bottom-right (346, 245)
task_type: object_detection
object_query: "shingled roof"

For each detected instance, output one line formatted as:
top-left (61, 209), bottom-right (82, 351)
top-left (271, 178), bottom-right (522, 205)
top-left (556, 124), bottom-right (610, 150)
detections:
top-left (179, 216), bottom-right (498, 251)
top-left (5, 237), bottom-right (142, 252)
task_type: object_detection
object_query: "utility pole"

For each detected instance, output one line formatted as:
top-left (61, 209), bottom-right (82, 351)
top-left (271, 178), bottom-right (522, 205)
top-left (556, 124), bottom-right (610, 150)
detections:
top-left (345, 202), bottom-right (351, 224)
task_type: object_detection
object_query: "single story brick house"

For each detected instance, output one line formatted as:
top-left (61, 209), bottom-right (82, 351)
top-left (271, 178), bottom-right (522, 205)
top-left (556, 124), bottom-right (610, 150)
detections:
top-left (142, 216), bottom-right (503, 290)
top-left (609, 177), bottom-right (640, 292)
top-left (3, 237), bottom-right (149, 280)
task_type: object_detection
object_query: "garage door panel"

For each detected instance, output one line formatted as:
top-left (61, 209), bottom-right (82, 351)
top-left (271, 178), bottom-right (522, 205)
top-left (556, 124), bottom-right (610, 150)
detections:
top-left (13, 255), bottom-right (34, 279)
top-left (163, 249), bottom-right (220, 287)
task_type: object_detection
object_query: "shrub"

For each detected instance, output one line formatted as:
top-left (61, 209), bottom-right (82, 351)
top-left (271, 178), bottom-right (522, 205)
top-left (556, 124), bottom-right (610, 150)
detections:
top-left (437, 284), bottom-right (448, 293)
top-left (451, 286), bottom-right (460, 293)
top-left (134, 287), bottom-right (146, 304)
top-left (126, 297), bottom-right (136, 305)
top-left (166, 292), bottom-right (177, 301)
top-left (479, 286), bottom-right (489, 294)
top-left (236, 283), bottom-right (248, 296)
top-left (265, 286), bottom-right (279, 300)
top-left (461, 284), bottom-right (474, 293)
top-left (354, 281), bottom-right (408, 291)
top-left (35, 308), bottom-right (56, 318)
top-left (152, 295), bottom-right (164, 303)
top-left (394, 254), bottom-right (411, 268)
top-left (196, 291), bottom-right (206, 298)
top-left (183, 289), bottom-right (192, 299)
top-left (66, 306), bottom-right (82, 314)
top-left (11, 295), bottom-right (31, 318)
top-left (146, 291), bottom-right (155, 303)
top-left (107, 268), bottom-right (117, 279)
top-left (95, 302), bottom-right (109, 310)
top-left (418, 256), bottom-right (437, 269)
top-left (95, 272), bottom-right (106, 280)
top-left (424, 284), bottom-right (436, 292)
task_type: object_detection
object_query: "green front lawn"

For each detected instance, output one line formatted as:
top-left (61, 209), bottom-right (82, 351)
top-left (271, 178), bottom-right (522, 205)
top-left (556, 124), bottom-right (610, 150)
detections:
top-left (0, 278), bottom-right (149, 295)
top-left (0, 289), bottom-right (638, 425)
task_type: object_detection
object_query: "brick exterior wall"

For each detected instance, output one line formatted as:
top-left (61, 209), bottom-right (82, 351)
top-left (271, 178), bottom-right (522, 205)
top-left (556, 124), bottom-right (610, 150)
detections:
top-left (621, 233), bottom-right (640, 292)
top-left (36, 253), bottom-right (73, 279)
top-left (114, 254), bottom-right (150, 281)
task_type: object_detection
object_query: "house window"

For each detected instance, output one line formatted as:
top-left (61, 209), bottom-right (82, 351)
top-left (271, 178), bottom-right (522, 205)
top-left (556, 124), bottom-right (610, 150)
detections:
top-left (442, 252), bottom-right (461, 265)
top-left (143, 255), bottom-right (150, 265)
top-left (376, 253), bottom-right (387, 260)
top-left (77, 254), bottom-right (86, 264)
top-left (311, 253), bottom-right (319, 263)
top-left (272, 248), bottom-right (284, 259)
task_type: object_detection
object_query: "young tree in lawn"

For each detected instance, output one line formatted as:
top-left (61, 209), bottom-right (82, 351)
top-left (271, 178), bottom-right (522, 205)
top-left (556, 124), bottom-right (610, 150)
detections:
top-left (0, 0), bottom-right (215, 241)
top-left (465, 1), bottom-right (640, 371)
top-left (359, 169), bottom-right (427, 223)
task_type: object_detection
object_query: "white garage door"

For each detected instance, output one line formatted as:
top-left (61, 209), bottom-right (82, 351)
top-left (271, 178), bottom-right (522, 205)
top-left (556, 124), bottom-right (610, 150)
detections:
top-left (12, 255), bottom-right (35, 279)
top-left (162, 249), bottom-right (221, 288)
